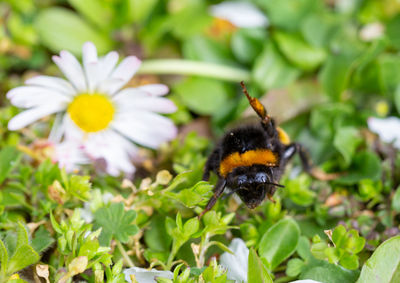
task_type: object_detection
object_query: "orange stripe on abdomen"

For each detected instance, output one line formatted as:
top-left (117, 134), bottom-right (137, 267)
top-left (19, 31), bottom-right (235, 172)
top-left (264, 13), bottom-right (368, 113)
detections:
top-left (219, 149), bottom-right (278, 177)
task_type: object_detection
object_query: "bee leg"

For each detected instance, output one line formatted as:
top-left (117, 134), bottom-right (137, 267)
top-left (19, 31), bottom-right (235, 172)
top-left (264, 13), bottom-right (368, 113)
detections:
top-left (284, 143), bottom-right (339, 181)
top-left (199, 178), bottom-right (227, 218)
top-left (203, 148), bottom-right (220, 181)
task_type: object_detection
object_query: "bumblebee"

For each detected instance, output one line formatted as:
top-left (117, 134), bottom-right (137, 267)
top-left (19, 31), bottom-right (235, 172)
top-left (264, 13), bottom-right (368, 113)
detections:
top-left (201, 82), bottom-right (335, 216)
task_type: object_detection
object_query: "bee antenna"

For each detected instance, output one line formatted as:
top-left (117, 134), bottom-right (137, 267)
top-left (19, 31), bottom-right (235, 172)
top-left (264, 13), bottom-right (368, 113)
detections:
top-left (240, 81), bottom-right (252, 101)
top-left (267, 182), bottom-right (285, 188)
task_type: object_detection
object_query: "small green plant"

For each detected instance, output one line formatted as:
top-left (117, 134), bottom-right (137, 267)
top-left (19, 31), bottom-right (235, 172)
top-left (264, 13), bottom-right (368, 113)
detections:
top-left (0, 223), bottom-right (40, 283)
top-left (311, 225), bottom-right (366, 270)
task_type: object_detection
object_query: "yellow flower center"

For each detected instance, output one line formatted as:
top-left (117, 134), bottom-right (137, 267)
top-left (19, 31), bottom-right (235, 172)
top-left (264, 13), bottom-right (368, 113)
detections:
top-left (67, 93), bottom-right (115, 132)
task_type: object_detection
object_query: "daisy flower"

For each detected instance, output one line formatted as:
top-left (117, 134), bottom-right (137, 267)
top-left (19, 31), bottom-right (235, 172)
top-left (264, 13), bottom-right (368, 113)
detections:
top-left (210, 1), bottom-right (269, 28)
top-left (7, 42), bottom-right (177, 176)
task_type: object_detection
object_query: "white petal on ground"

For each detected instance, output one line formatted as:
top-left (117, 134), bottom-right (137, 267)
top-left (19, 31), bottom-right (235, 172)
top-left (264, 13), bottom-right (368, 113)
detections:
top-left (7, 86), bottom-right (71, 108)
top-left (53, 140), bottom-right (89, 172)
top-left (210, 1), bottom-right (269, 28)
top-left (220, 238), bottom-right (249, 283)
top-left (52, 50), bottom-right (87, 92)
top-left (114, 94), bottom-right (177, 114)
top-left (8, 103), bottom-right (67, 130)
top-left (123, 267), bottom-right (173, 283)
top-left (368, 117), bottom-right (400, 149)
top-left (82, 42), bottom-right (99, 93)
top-left (98, 56), bottom-right (141, 95)
top-left (84, 130), bottom-right (138, 176)
top-left (112, 111), bottom-right (178, 149)
top-left (289, 280), bottom-right (324, 283)
top-left (25, 75), bottom-right (76, 96)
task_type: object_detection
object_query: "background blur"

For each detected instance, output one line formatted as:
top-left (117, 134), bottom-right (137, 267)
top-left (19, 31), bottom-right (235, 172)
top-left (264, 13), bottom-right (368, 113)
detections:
top-left (1, 0), bottom-right (400, 282)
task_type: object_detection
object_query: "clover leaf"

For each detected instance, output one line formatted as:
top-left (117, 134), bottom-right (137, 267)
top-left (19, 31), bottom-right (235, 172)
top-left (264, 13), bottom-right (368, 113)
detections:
top-left (94, 202), bottom-right (139, 246)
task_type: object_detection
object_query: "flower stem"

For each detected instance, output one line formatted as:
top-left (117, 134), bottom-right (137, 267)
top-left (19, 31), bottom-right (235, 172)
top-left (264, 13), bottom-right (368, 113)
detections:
top-left (138, 59), bottom-right (251, 82)
top-left (116, 241), bottom-right (134, 268)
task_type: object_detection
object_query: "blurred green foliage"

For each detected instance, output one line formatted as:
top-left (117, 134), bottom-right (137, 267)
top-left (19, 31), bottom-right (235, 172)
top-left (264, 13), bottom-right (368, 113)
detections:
top-left (1, 0), bottom-right (400, 282)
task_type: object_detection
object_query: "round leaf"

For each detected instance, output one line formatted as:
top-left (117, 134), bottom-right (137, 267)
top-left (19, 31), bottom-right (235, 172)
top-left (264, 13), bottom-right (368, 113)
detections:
top-left (357, 236), bottom-right (400, 283)
top-left (35, 7), bottom-right (112, 55)
top-left (258, 218), bottom-right (300, 270)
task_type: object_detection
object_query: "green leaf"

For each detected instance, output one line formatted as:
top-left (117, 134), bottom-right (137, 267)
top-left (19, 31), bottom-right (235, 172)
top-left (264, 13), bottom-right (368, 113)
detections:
top-left (319, 54), bottom-right (354, 100)
top-left (252, 43), bottom-right (300, 91)
top-left (231, 28), bottom-right (267, 64)
top-left (394, 84), bottom-right (400, 115)
top-left (144, 216), bottom-right (172, 252)
top-left (333, 127), bottom-right (362, 166)
top-left (255, 0), bottom-right (317, 31)
top-left (274, 31), bottom-right (327, 71)
top-left (248, 248), bottom-right (273, 283)
top-left (340, 253), bottom-right (359, 270)
top-left (94, 203), bottom-right (139, 246)
top-left (392, 186), bottom-right (400, 212)
top-left (183, 217), bottom-right (199, 236)
top-left (286, 258), bottom-right (304, 277)
top-left (50, 212), bottom-right (62, 234)
top-left (174, 77), bottom-right (233, 115)
top-left (0, 239), bottom-right (8, 275)
top-left (68, 0), bottom-right (113, 29)
top-left (7, 244), bottom-right (40, 274)
top-left (300, 258), bottom-right (359, 282)
top-left (35, 7), bottom-right (112, 56)
top-left (165, 181), bottom-right (212, 208)
top-left (31, 227), bottom-right (55, 254)
top-left (67, 175), bottom-right (91, 201)
top-left (285, 174), bottom-right (316, 206)
top-left (16, 222), bottom-right (29, 249)
top-left (332, 225), bottom-right (347, 247)
top-left (386, 15), bottom-right (400, 49)
top-left (336, 151), bottom-right (382, 185)
top-left (357, 236), bottom-right (400, 283)
top-left (183, 36), bottom-right (235, 65)
top-left (259, 218), bottom-right (300, 270)
top-left (378, 54), bottom-right (400, 94)
top-left (0, 146), bottom-right (21, 185)
top-left (130, 0), bottom-right (159, 23)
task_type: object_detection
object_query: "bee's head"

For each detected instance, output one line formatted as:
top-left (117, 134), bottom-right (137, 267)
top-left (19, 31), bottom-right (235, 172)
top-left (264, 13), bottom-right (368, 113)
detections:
top-left (227, 166), bottom-right (281, 209)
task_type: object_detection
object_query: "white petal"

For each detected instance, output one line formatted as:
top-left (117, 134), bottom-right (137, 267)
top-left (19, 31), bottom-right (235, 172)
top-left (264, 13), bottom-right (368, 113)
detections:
top-left (98, 56), bottom-right (141, 95)
top-left (64, 115), bottom-right (85, 140)
top-left (289, 281), bottom-right (324, 283)
top-left (84, 130), bottom-right (137, 176)
top-left (82, 42), bottom-right (99, 93)
top-left (210, 1), bottom-right (269, 28)
top-left (49, 113), bottom-right (66, 143)
top-left (220, 238), bottom-right (249, 283)
top-left (96, 51), bottom-right (119, 83)
top-left (52, 50), bottom-right (87, 92)
top-left (123, 267), bottom-right (173, 283)
top-left (112, 111), bottom-right (177, 149)
top-left (7, 86), bottom-right (71, 108)
top-left (368, 117), bottom-right (400, 149)
top-left (8, 103), bottom-right (66, 130)
top-left (115, 95), bottom-right (177, 114)
top-left (54, 140), bottom-right (88, 172)
top-left (135, 84), bottom-right (170, 96)
top-left (25, 75), bottom-right (76, 96)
